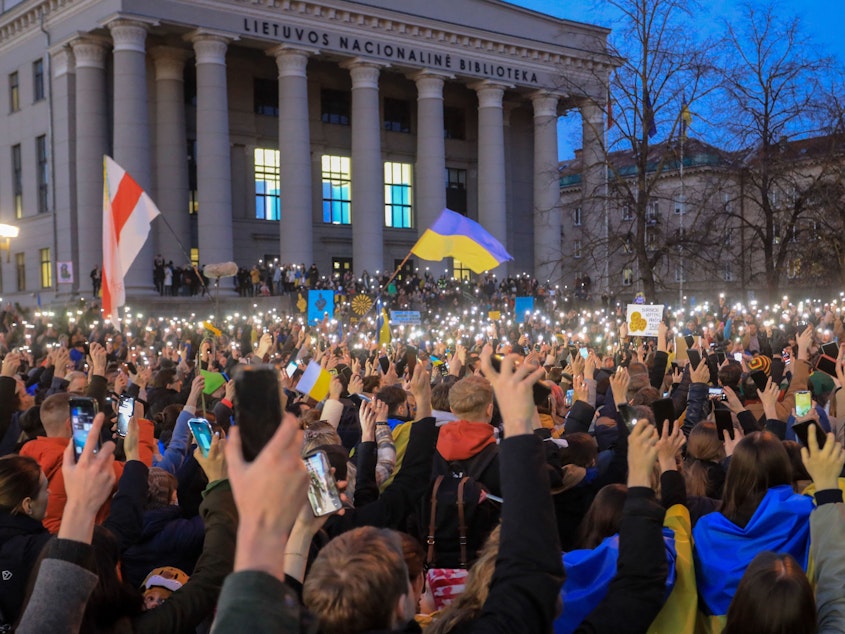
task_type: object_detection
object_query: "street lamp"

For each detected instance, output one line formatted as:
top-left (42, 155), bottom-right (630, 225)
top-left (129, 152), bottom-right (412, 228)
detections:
top-left (0, 224), bottom-right (19, 262)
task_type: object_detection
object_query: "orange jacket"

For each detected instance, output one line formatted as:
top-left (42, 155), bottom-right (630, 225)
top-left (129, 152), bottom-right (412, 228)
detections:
top-left (19, 419), bottom-right (155, 534)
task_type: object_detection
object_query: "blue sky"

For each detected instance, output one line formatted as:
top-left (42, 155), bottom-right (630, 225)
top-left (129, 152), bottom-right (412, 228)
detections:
top-left (508, 0), bottom-right (844, 159)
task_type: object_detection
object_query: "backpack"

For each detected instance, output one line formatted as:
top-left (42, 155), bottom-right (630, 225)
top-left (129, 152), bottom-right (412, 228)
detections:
top-left (422, 443), bottom-right (500, 569)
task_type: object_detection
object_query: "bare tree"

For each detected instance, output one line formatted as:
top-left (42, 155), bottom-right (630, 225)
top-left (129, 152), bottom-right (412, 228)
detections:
top-left (718, 3), bottom-right (835, 300)
top-left (557, 0), bottom-right (720, 301)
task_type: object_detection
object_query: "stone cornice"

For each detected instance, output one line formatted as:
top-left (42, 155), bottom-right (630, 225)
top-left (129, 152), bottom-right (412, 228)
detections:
top-left (0, 0), bottom-right (619, 87)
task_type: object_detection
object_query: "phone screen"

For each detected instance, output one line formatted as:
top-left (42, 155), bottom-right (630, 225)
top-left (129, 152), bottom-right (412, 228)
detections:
top-left (733, 352), bottom-right (743, 363)
top-left (793, 421), bottom-right (827, 449)
top-left (714, 409), bottom-right (735, 442)
top-left (564, 389), bottom-right (574, 407)
top-left (378, 356), bottom-right (390, 374)
top-left (579, 347), bottom-right (589, 360)
top-left (117, 396), bottom-right (134, 437)
top-left (650, 398), bottom-right (675, 432)
top-left (285, 360), bottom-right (298, 376)
top-left (821, 342), bottom-right (839, 359)
top-left (235, 367), bottom-right (283, 462)
top-left (687, 349), bottom-right (702, 368)
top-left (304, 450), bottom-right (343, 516)
top-left (750, 370), bottom-right (769, 393)
top-left (795, 390), bottom-right (812, 418)
top-left (816, 355), bottom-right (837, 377)
top-left (69, 397), bottom-right (98, 461)
top-left (188, 418), bottom-right (213, 457)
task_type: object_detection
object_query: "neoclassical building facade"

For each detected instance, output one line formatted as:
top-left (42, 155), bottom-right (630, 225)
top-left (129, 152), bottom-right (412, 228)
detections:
top-left (0, 0), bottom-right (611, 302)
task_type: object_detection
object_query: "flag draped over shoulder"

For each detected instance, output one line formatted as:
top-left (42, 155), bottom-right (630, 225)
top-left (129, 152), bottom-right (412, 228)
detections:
top-left (411, 209), bottom-right (513, 274)
top-left (692, 486), bottom-right (813, 618)
top-left (102, 156), bottom-right (160, 325)
top-left (376, 296), bottom-right (391, 345)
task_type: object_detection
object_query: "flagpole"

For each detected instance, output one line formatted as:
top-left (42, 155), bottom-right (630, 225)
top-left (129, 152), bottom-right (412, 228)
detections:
top-left (155, 212), bottom-right (213, 301)
top-left (678, 127), bottom-right (686, 308)
top-left (380, 247), bottom-right (415, 293)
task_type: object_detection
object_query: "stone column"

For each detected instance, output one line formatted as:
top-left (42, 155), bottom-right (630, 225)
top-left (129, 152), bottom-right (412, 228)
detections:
top-left (70, 37), bottom-right (109, 296)
top-left (50, 46), bottom-right (78, 295)
top-left (272, 46), bottom-right (313, 266)
top-left (342, 60), bottom-right (383, 276)
top-left (151, 46), bottom-right (192, 268)
top-left (413, 71), bottom-right (448, 235)
top-left (190, 32), bottom-right (234, 268)
top-left (532, 92), bottom-right (560, 283)
top-left (580, 100), bottom-right (605, 288)
top-left (472, 81), bottom-right (509, 272)
top-left (109, 19), bottom-right (155, 295)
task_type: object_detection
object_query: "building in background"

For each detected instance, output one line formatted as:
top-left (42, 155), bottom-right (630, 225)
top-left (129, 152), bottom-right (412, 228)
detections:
top-left (0, 0), bottom-right (612, 305)
top-left (559, 134), bottom-right (845, 304)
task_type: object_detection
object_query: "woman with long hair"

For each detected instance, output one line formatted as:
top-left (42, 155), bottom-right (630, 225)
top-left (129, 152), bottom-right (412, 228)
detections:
top-left (683, 422), bottom-right (726, 499)
top-left (692, 430), bottom-right (813, 628)
top-left (0, 455), bottom-right (50, 626)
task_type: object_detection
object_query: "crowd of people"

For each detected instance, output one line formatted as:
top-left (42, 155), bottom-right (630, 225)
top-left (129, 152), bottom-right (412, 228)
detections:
top-left (0, 283), bottom-right (844, 633)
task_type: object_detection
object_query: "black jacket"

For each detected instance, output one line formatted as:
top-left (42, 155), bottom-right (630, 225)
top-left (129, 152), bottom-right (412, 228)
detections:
top-left (0, 512), bottom-right (51, 625)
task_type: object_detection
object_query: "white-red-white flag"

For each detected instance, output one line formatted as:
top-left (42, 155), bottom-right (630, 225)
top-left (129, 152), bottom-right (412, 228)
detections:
top-left (102, 156), bottom-right (160, 326)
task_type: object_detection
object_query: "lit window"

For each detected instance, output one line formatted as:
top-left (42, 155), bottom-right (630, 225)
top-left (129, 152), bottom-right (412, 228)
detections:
top-left (384, 162), bottom-right (413, 228)
top-left (453, 259), bottom-right (472, 280)
top-left (9, 72), bottom-right (19, 112)
top-left (40, 248), bottom-right (51, 288)
top-left (190, 248), bottom-right (199, 267)
top-left (322, 155), bottom-right (351, 224)
top-left (254, 148), bottom-right (280, 221)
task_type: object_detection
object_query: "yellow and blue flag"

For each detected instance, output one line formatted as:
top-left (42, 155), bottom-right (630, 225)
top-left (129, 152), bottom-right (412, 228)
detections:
top-left (692, 485), bottom-right (812, 619)
top-left (376, 297), bottom-right (391, 345)
top-left (680, 97), bottom-right (692, 140)
top-left (411, 208), bottom-right (513, 273)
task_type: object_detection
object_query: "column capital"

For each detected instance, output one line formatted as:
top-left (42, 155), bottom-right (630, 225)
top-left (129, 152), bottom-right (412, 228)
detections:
top-left (412, 71), bottom-right (452, 99)
top-left (579, 99), bottom-right (604, 124)
top-left (187, 31), bottom-right (233, 65)
top-left (269, 46), bottom-right (315, 78)
top-left (151, 46), bottom-right (192, 81)
top-left (469, 81), bottom-right (511, 108)
top-left (107, 19), bottom-right (149, 54)
top-left (50, 45), bottom-right (75, 77)
top-left (69, 36), bottom-right (110, 70)
top-left (531, 92), bottom-right (560, 119)
top-left (340, 58), bottom-right (386, 89)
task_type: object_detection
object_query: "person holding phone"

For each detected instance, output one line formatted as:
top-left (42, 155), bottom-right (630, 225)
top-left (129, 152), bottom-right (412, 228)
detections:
top-left (19, 392), bottom-right (155, 534)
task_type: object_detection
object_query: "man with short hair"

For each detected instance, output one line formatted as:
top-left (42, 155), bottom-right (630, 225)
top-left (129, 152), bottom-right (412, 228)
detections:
top-left (20, 392), bottom-right (154, 532)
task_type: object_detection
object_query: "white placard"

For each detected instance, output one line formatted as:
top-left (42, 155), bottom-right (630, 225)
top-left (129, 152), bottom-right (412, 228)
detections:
top-left (626, 304), bottom-right (664, 336)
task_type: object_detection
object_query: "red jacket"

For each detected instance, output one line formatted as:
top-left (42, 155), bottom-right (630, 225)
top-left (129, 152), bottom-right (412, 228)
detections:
top-left (19, 419), bottom-right (155, 534)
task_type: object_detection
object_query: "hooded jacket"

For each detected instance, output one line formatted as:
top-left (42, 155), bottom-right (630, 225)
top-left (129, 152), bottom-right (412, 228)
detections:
top-left (435, 419), bottom-right (500, 496)
top-left (19, 420), bottom-right (155, 534)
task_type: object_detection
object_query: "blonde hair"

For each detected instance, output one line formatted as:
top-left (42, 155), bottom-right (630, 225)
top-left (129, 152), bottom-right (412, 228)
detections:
top-left (448, 376), bottom-right (493, 419)
top-left (427, 526), bottom-right (502, 634)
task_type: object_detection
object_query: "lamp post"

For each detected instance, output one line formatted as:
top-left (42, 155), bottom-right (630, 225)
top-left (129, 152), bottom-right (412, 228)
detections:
top-left (0, 224), bottom-right (19, 262)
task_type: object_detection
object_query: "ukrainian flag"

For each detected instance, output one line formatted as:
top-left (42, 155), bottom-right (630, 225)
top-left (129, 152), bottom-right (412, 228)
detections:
top-left (692, 485), bottom-right (812, 623)
top-left (376, 297), bottom-right (391, 345)
top-left (411, 208), bottom-right (513, 273)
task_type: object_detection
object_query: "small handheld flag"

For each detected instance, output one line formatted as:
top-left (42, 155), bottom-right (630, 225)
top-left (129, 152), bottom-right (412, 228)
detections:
top-left (411, 209), bottom-right (513, 274)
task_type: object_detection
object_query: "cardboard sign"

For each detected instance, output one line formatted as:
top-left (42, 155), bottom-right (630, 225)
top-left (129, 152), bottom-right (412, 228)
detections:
top-left (626, 304), bottom-right (664, 336)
